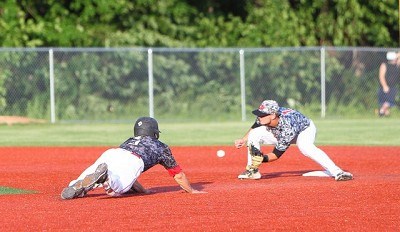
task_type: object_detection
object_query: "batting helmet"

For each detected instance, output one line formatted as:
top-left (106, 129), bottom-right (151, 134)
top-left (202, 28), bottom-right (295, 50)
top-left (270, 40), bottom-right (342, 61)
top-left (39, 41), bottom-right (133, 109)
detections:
top-left (134, 117), bottom-right (160, 139)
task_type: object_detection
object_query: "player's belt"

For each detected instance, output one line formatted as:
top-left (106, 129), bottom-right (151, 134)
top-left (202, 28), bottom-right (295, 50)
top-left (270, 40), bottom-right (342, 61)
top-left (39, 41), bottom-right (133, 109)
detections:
top-left (131, 152), bottom-right (141, 159)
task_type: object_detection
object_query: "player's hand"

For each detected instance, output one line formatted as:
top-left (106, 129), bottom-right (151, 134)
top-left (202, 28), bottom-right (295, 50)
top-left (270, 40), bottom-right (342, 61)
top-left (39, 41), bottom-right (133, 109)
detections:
top-left (383, 86), bottom-right (390, 93)
top-left (234, 139), bottom-right (246, 148)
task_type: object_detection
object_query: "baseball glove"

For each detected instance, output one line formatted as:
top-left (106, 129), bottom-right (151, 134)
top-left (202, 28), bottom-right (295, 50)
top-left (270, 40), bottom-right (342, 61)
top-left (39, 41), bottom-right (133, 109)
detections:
top-left (249, 144), bottom-right (263, 169)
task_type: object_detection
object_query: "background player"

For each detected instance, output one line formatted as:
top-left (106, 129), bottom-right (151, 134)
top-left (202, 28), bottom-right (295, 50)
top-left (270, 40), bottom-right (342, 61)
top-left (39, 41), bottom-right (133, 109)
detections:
top-left (378, 51), bottom-right (400, 117)
top-left (61, 117), bottom-right (206, 199)
top-left (234, 100), bottom-right (353, 181)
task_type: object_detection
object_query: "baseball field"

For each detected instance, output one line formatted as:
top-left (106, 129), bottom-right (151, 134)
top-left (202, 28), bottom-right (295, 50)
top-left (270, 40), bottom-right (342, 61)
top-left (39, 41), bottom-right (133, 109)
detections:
top-left (1, 120), bottom-right (399, 231)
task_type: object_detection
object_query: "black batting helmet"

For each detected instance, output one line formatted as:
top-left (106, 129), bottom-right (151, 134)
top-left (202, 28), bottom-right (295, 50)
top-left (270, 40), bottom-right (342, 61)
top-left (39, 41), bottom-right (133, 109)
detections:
top-left (134, 117), bottom-right (160, 139)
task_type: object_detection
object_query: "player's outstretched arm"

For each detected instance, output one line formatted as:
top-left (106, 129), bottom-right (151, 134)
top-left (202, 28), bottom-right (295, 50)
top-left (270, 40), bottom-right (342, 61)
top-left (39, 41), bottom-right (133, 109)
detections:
top-left (173, 172), bottom-right (207, 194)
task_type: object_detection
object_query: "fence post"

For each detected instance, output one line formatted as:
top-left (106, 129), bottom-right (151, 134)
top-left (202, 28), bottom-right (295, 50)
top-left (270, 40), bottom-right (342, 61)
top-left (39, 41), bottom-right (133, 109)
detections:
top-left (148, 49), bottom-right (154, 118)
top-left (240, 49), bottom-right (246, 121)
top-left (320, 47), bottom-right (326, 118)
top-left (49, 48), bottom-right (56, 123)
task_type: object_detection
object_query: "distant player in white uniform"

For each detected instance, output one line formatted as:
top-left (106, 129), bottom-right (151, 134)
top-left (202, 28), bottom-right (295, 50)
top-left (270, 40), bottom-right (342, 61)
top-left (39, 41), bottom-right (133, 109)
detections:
top-left (234, 100), bottom-right (353, 181)
top-left (61, 117), bottom-right (206, 199)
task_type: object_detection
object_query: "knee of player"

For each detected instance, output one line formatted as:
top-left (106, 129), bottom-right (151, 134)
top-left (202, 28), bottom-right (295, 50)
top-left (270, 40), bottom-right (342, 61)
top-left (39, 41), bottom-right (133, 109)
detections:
top-left (247, 136), bottom-right (266, 148)
top-left (247, 131), bottom-right (264, 143)
top-left (298, 144), bottom-right (319, 156)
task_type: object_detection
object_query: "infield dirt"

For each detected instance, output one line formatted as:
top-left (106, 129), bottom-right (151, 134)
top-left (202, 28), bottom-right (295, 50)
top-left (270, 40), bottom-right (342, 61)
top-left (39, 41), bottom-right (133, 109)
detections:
top-left (0, 146), bottom-right (399, 231)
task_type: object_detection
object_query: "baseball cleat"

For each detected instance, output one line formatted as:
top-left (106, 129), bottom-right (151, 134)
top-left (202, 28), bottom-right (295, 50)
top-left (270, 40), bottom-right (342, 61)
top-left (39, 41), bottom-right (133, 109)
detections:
top-left (60, 163), bottom-right (108, 200)
top-left (238, 168), bottom-right (261, 180)
top-left (334, 171), bottom-right (353, 181)
top-left (81, 163), bottom-right (109, 191)
top-left (61, 180), bottom-right (85, 200)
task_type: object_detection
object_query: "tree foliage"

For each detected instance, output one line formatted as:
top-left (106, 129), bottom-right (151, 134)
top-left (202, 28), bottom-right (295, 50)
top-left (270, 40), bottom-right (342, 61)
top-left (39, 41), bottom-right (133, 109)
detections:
top-left (0, 0), bottom-right (399, 47)
top-left (0, 1), bottom-right (398, 121)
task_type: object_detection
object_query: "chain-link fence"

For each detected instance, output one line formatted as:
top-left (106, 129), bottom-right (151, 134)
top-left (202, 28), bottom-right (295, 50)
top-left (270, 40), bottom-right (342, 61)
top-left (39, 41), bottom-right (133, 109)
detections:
top-left (0, 47), bottom-right (398, 123)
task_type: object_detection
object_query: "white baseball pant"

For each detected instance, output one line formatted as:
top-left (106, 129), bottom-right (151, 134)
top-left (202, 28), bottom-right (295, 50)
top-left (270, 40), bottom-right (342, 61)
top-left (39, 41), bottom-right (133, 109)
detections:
top-left (246, 120), bottom-right (343, 176)
top-left (69, 148), bottom-right (144, 196)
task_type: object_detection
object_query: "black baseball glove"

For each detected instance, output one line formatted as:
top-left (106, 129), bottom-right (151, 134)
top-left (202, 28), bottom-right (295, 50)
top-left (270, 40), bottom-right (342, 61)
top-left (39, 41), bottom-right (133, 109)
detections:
top-left (250, 144), bottom-right (263, 156)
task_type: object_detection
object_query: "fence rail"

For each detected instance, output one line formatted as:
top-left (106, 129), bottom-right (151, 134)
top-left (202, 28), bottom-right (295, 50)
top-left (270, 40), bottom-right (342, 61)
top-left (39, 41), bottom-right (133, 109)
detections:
top-left (0, 47), bottom-right (398, 123)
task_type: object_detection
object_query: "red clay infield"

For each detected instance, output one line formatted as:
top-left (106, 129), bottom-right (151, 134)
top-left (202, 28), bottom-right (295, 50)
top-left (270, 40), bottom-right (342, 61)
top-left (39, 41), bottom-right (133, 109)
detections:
top-left (0, 146), bottom-right (399, 231)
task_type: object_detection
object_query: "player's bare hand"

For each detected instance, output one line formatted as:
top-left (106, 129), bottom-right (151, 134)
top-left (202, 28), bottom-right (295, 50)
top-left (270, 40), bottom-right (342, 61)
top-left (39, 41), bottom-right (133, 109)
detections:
top-left (383, 86), bottom-right (390, 93)
top-left (234, 139), bottom-right (246, 148)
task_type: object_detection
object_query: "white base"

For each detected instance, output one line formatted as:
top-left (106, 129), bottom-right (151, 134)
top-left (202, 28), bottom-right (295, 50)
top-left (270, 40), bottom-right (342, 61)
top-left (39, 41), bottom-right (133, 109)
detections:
top-left (302, 170), bottom-right (331, 177)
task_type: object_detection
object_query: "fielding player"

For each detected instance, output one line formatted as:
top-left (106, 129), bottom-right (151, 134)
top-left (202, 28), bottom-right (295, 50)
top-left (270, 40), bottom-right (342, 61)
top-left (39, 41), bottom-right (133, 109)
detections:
top-left (234, 100), bottom-right (353, 181)
top-left (61, 117), bottom-right (206, 199)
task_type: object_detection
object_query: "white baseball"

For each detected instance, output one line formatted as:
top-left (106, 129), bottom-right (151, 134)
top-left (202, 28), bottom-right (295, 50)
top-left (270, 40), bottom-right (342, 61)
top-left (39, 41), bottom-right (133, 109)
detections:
top-left (217, 150), bottom-right (225, 157)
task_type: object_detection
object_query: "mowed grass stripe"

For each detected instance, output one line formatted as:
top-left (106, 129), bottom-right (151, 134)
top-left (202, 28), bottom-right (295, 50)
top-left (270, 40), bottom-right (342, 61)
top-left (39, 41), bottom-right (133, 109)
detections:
top-left (0, 119), bottom-right (399, 146)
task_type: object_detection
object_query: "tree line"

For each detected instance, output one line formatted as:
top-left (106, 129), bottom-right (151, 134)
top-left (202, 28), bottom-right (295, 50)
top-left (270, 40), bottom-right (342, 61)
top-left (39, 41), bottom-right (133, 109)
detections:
top-left (0, 0), bottom-right (399, 48)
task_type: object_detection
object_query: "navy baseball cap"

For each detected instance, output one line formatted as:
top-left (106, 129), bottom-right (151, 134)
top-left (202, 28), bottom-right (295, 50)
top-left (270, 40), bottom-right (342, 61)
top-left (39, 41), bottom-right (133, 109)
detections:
top-left (252, 100), bottom-right (279, 117)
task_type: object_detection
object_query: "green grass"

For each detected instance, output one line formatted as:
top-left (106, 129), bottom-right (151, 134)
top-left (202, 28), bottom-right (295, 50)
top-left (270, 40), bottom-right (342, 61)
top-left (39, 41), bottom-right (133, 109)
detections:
top-left (313, 118), bottom-right (400, 146)
top-left (0, 118), bottom-right (399, 146)
top-left (0, 186), bottom-right (36, 195)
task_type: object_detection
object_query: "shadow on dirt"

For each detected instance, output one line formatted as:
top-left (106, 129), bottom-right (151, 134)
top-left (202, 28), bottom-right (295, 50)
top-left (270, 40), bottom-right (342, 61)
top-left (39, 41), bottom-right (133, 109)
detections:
top-left (260, 169), bottom-right (325, 179)
top-left (82, 181), bottom-right (213, 199)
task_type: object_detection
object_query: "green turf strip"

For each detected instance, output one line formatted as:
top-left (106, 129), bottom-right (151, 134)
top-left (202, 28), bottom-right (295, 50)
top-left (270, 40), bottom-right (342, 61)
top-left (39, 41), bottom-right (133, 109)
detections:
top-left (0, 186), bottom-right (36, 195)
top-left (1, 119), bottom-right (400, 146)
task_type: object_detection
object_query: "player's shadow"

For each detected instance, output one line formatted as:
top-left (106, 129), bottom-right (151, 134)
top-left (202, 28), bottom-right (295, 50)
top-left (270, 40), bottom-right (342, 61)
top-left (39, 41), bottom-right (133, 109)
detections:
top-left (91, 181), bottom-right (212, 199)
top-left (260, 169), bottom-right (321, 179)
top-left (147, 181), bottom-right (211, 193)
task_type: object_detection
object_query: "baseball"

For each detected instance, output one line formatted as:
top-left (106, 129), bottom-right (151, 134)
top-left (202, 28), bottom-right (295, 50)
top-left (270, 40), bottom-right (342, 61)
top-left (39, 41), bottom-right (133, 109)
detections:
top-left (217, 150), bottom-right (225, 158)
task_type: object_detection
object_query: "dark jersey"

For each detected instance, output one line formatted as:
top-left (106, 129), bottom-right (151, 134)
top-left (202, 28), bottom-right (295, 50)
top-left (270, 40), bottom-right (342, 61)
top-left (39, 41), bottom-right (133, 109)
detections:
top-left (119, 136), bottom-right (180, 174)
top-left (251, 107), bottom-right (310, 152)
top-left (385, 62), bottom-right (400, 87)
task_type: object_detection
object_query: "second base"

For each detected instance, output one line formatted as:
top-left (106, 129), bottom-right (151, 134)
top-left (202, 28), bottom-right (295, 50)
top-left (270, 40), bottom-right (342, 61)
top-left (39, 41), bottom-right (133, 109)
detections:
top-left (302, 170), bottom-right (331, 177)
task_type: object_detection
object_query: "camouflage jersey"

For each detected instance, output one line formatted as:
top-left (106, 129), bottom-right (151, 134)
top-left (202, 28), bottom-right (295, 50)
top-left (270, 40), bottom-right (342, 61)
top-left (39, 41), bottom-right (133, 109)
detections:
top-left (119, 136), bottom-right (181, 175)
top-left (252, 107), bottom-right (310, 152)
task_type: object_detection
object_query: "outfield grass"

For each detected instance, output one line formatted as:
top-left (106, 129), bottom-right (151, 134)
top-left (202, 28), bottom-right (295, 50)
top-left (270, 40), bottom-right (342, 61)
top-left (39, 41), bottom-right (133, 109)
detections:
top-left (0, 118), bottom-right (399, 146)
